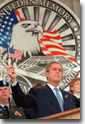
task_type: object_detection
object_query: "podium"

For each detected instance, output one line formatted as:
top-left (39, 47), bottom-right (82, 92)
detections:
top-left (39, 107), bottom-right (80, 119)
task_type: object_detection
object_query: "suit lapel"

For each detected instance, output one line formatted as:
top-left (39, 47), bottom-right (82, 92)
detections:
top-left (60, 89), bottom-right (71, 111)
top-left (43, 85), bottom-right (62, 112)
top-left (43, 85), bottom-right (72, 112)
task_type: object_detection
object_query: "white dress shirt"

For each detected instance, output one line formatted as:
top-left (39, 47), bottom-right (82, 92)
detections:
top-left (47, 83), bottom-right (64, 101)
top-left (12, 81), bottom-right (17, 86)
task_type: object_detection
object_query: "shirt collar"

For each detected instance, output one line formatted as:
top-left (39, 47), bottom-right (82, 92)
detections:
top-left (73, 94), bottom-right (80, 99)
top-left (0, 103), bottom-right (9, 108)
top-left (47, 83), bottom-right (60, 91)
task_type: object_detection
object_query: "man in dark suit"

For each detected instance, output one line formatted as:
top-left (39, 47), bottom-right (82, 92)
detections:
top-left (0, 80), bottom-right (26, 119)
top-left (7, 61), bottom-right (80, 118)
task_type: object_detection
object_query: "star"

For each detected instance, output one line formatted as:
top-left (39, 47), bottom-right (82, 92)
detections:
top-left (77, 35), bottom-right (80, 40)
top-left (4, 21), bottom-right (7, 24)
top-left (9, 22), bottom-right (12, 25)
top-left (5, 16), bottom-right (9, 19)
top-left (4, 36), bottom-right (7, 39)
top-left (0, 29), bottom-right (3, 32)
top-left (7, 27), bottom-right (10, 30)
top-left (6, 32), bottom-right (9, 35)
top-left (0, 33), bottom-right (2, 35)
top-left (2, 25), bottom-right (5, 28)
top-left (10, 18), bottom-right (14, 21)
top-left (73, 27), bottom-right (78, 32)
top-left (8, 37), bottom-right (11, 40)
top-left (1, 38), bottom-right (4, 41)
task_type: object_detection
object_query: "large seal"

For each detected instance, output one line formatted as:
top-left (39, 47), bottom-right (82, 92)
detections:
top-left (0, 0), bottom-right (80, 93)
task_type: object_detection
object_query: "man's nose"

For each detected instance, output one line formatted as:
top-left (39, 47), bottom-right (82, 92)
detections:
top-left (2, 89), bottom-right (5, 93)
top-left (56, 70), bottom-right (59, 73)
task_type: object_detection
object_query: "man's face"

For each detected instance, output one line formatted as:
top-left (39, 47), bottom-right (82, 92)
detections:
top-left (45, 63), bottom-right (63, 84)
top-left (0, 86), bottom-right (10, 101)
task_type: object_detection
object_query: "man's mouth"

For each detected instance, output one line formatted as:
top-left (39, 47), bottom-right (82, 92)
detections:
top-left (2, 94), bottom-right (7, 96)
top-left (55, 75), bottom-right (60, 77)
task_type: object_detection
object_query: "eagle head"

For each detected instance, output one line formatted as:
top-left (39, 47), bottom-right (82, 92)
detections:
top-left (10, 20), bottom-right (43, 57)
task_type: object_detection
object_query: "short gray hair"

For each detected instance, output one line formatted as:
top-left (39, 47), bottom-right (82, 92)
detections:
top-left (45, 61), bottom-right (63, 73)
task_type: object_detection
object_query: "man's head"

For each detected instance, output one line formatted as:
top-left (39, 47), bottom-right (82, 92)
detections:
top-left (0, 80), bottom-right (10, 105)
top-left (45, 61), bottom-right (63, 87)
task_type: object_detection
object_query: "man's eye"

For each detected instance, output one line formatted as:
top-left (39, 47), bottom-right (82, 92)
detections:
top-left (4, 88), bottom-right (8, 91)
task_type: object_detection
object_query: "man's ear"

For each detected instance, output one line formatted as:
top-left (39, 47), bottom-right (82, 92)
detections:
top-left (45, 71), bottom-right (48, 78)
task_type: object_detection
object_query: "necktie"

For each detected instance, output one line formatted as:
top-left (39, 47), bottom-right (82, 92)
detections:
top-left (54, 88), bottom-right (64, 112)
top-left (4, 106), bottom-right (9, 114)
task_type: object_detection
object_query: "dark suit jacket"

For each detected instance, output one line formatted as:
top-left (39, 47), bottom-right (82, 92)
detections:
top-left (74, 96), bottom-right (80, 108)
top-left (12, 82), bottom-right (78, 118)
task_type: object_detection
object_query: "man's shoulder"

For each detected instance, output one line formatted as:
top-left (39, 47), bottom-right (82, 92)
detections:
top-left (29, 85), bottom-right (48, 97)
top-left (60, 88), bottom-right (74, 97)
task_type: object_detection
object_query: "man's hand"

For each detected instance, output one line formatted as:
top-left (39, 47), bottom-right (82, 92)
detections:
top-left (7, 64), bottom-right (16, 83)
